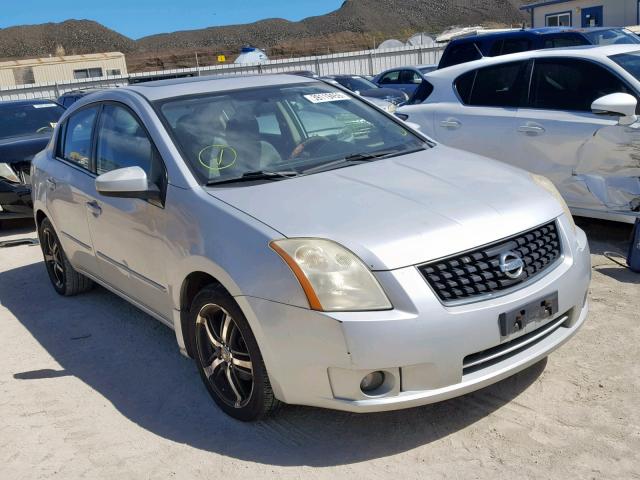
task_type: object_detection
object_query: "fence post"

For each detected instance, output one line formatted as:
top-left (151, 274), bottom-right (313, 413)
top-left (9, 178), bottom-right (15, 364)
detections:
top-left (315, 57), bottom-right (321, 75)
top-left (54, 82), bottom-right (60, 98)
top-left (418, 47), bottom-right (423, 65)
top-left (368, 52), bottom-right (374, 76)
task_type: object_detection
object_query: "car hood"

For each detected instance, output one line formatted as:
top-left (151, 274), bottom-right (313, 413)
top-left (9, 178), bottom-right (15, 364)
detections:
top-left (207, 145), bottom-right (563, 270)
top-left (0, 134), bottom-right (51, 164)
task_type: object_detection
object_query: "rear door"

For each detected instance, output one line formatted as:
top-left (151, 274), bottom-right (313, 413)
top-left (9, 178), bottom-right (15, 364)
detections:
top-left (430, 60), bottom-right (528, 161)
top-left (514, 57), bottom-right (635, 210)
top-left (45, 106), bottom-right (100, 275)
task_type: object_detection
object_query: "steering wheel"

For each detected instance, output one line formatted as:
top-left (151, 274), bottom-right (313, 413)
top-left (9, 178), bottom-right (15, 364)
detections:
top-left (289, 136), bottom-right (330, 160)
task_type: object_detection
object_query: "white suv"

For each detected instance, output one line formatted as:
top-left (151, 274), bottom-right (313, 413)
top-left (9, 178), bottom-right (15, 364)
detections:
top-left (399, 45), bottom-right (640, 224)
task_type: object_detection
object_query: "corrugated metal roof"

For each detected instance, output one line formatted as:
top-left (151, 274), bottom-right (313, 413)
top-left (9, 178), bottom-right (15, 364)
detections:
top-left (0, 52), bottom-right (125, 69)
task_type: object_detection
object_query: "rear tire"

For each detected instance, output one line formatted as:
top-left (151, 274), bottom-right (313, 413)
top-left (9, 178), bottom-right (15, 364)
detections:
top-left (188, 285), bottom-right (280, 421)
top-left (38, 217), bottom-right (93, 296)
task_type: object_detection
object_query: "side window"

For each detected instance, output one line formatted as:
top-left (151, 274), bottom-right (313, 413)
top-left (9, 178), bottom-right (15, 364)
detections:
top-left (530, 59), bottom-right (634, 111)
top-left (399, 70), bottom-right (421, 84)
top-left (543, 35), bottom-right (588, 48)
top-left (457, 61), bottom-right (527, 107)
top-left (454, 70), bottom-right (475, 104)
top-left (62, 107), bottom-right (98, 170)
top-left (490, 39), bottom-right (532, 56)
top-left (95, 105), bottom-right (165, 189)
top-left (501, 39), bottom-right (531, 55)
top-left (439, 43), bottom-right (482, 69)
top-left (408, 80), bottom-right (434, 104)
top-left (379, 71), bottom-right (400, 84)
top-left (256, 113), bottom-right (281, 135)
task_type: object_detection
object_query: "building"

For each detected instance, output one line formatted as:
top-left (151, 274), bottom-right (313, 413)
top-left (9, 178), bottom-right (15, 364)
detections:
top-left (0, 52), bottom-right (127, 88)
top-left (521, 0), bottom-right (640, 28)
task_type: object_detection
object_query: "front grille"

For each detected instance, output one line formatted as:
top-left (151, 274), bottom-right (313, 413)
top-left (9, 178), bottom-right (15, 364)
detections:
top-left (418, 221), bottom-right (562, 303)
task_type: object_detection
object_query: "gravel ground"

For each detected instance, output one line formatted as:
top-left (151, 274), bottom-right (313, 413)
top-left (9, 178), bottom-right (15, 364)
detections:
top-left (0, 218), bottom-right (638, 480)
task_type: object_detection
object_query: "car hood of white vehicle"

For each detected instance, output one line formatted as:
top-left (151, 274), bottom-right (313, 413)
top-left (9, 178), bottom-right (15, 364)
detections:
top-left (207, 145), bottom-right (564, 271)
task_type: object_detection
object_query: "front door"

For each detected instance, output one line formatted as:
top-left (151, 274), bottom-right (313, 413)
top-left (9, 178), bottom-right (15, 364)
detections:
top-left (582, 6), bottom-right (603, 27)
top-left (86, 103), bottom-right (172, 322)
top-left (514, 57), bottom-right (636, 212)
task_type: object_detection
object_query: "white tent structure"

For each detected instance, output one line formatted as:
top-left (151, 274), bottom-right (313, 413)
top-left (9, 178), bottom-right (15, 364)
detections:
top-left (406, 33), bottom-right (436, 48)
top-left (234, 46), bottom-right (269, 64)
top-left (377, 39), bottom-right (405, 50)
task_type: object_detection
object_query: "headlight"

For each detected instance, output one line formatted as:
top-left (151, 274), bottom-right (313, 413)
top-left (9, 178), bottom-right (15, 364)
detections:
top-left (270, 238), bottom-right (392, 312)
top-left (0, 163), bottom-right (20, 183)
top-left (529, 173), bottom-right (576, 233)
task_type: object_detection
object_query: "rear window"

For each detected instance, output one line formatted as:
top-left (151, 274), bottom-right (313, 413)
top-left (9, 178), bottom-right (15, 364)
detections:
top-left (439, 42), bottom-right (482, 69)
top-left (407, 80), bottom-right (434, 105)
top-left (582, 28), bottom-right (640, 46)
top-left (454, 61), bottom-right (528, 108)
top-left (543, 35), bottom-right (588, 49)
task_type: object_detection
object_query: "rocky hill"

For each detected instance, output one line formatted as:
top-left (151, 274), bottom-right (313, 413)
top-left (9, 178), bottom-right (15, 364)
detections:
top-left (0, 0), bottom-right (529, 69)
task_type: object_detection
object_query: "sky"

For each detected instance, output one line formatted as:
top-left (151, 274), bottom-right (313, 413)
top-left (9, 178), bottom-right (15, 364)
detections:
top-left (0, 0), bottom-right (345, 39)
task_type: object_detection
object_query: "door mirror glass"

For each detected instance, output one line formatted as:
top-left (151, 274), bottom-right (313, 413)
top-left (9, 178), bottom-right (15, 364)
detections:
top-left (95, 166), bottom-right (159, 199)
top-left (591, 93), bottom-right (638, 125)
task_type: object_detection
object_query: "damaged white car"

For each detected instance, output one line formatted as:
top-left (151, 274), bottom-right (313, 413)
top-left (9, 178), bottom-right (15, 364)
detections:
top-left (399, 45), bottom-right (640, 223)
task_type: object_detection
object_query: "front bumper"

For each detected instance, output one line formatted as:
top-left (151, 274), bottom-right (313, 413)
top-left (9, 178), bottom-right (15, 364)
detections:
top-left (237, 217), bottom-right (591, 413)
top-left (0, 179), bottom-right (33, 219)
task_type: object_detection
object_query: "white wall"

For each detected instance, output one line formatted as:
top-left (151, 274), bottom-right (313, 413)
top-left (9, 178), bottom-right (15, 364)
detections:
top-left (532, 0), bottom-right (638, 28)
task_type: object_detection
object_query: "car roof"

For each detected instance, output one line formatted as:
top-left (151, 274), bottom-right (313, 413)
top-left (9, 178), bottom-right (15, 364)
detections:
top-left (124, 74), bottom-right (318, 101)
top-left (0, 98), bottom-right (62, 107)
top-left (449, 26), bottom-right (625, 43)
top-left (430, 44), bottom-right (640, 78)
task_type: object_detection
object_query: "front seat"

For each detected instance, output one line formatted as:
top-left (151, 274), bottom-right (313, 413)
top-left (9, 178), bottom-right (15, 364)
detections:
top-left (224, 114), bottom-right (281, 172)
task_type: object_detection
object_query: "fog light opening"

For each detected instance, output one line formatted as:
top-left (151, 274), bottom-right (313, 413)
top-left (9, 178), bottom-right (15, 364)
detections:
top-left (360, 371), bottom-right (385, 393)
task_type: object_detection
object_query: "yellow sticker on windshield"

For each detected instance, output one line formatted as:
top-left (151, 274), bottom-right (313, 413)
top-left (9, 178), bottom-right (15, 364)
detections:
top-left (198, 144), bottom-right (237, 171)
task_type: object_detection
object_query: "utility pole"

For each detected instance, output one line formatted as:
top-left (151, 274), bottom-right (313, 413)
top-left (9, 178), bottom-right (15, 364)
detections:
top-left (195, 52), bottom-right (201, 76)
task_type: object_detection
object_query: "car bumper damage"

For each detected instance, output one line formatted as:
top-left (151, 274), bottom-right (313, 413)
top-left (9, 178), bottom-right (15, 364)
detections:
top-left (569, 123), bottom-right (640, 223)
top-left (0, 161), bottom-right (33, 220)
top-left (237, 217), bottom-right (591, 412)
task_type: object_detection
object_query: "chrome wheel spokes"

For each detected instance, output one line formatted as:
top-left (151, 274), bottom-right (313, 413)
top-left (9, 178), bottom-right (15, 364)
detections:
top-left (196, 304), bottom-right (254, 408)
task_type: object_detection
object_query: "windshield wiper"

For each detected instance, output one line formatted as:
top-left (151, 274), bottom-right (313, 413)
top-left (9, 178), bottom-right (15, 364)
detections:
top-left (206, 170), bottom-right (299, 186)
top-left (302, 146), bottom-right (427, 175)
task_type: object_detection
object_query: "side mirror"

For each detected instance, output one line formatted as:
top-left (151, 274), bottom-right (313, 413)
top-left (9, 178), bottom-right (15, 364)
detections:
top-left (591, 93), bottom-right (638, 126)
top-left (95, 166), bottom-right (160, 200)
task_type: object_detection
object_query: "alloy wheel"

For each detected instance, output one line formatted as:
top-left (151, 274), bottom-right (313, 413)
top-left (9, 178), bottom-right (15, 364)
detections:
top-left (195, 304), bottom-right (254, 408)
top-left (42, 227), bottom-right (65, 289)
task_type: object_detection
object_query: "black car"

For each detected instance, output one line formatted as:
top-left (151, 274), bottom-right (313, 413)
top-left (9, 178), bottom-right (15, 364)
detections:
top-left (321, 75), bottom-right (408, 105)
top-left (57, 88), bottom-right (103, 108)
top-left (439, 27), bottom-right (640, 69)
top-left (0, 99), bottom-right (65, 222)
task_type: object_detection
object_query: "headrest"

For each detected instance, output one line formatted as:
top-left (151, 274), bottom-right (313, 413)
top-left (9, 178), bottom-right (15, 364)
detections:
top-left (225, 113), bottom-right (259, 139)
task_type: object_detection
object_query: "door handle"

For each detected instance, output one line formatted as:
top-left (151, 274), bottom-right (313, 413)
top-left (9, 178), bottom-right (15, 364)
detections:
top-left (517, 124), bottom-right (546, 136)
top-left (86, 200), bottom-right (102, 217)
top-left (440, 119), bottom-right (462, 129)
top-left (46, 178), bottom-right (57, 191)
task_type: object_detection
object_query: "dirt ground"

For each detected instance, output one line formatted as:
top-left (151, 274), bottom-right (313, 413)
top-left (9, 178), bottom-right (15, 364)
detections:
top-left (0, 218), bottom-right (638, 480)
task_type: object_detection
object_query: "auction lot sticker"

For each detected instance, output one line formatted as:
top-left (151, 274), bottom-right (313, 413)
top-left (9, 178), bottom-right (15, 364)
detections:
top-left (304, 92), bottom-right (350, 103)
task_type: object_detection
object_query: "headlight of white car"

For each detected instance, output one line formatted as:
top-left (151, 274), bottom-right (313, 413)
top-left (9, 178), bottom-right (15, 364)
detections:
top-left (529, 173), bottom-right (576, 233)
top-left (0, 163), bottom-right (20, 183)
top-left (270, 238), bottom-right (392, 312)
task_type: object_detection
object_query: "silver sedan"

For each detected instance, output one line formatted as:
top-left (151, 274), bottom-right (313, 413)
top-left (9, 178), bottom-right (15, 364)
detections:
top-left (31, 74), bottom-right (591, 420)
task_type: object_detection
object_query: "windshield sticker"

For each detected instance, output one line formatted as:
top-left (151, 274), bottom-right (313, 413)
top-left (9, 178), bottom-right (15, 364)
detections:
top-left (303, 92), bottom-right (350, 103)
top-left (33, 103), bottom-right (57, 109)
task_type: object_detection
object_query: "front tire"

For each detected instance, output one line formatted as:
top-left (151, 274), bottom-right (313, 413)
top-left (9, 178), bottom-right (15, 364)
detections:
top-left (38, 217), bottom-right (93, 296)
top-left (188, 285), bottom-right (280, 421)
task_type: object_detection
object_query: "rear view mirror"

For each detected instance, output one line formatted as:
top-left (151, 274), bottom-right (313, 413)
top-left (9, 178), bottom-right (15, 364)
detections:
top-left (95, 166), bottom-right (160, 200)
top-left (591, 93), bottom-right (638, 126)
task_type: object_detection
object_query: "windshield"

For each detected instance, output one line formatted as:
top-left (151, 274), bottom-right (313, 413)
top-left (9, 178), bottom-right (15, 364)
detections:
top-left (158, 83), bottom-right (427, 185)
top-left (334, 76), bottom-right (379, 92)
top-left (582, 28), bottom-right (640, 45)
top-left (610, 51), bottom-right (640, 80)
top-left (0, 102), bottom-right (65, 140)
